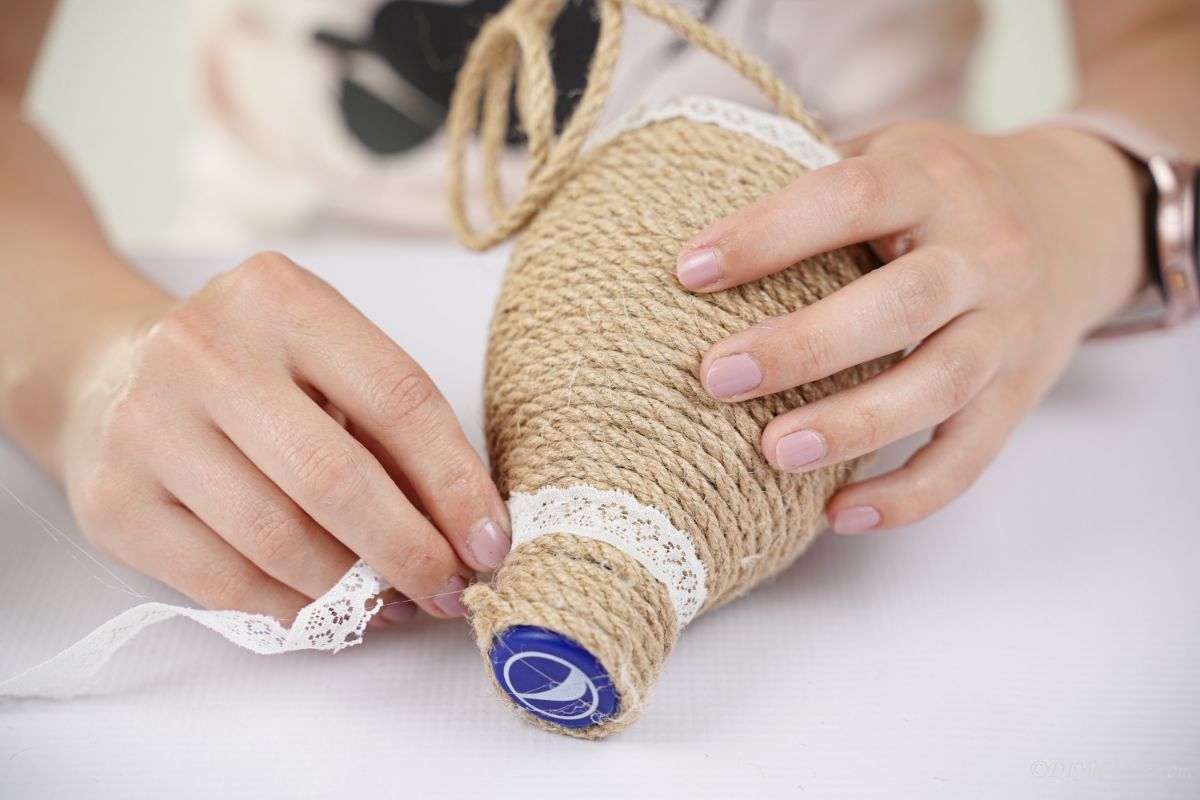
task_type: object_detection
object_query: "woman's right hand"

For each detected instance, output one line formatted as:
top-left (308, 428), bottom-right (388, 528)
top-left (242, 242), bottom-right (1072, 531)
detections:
top-left (58, 251), bottom-right (511, 624)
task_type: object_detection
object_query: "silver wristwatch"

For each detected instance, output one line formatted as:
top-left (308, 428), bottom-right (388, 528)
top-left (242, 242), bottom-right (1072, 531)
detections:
top-left (1042, 110), bottom-right (1199, 334)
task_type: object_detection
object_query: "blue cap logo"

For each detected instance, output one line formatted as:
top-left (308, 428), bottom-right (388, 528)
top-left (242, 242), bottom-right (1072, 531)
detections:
top-left (490, 626), bottom-right (619, 728)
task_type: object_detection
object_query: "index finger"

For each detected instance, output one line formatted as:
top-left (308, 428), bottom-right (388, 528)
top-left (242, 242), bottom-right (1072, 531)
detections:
top-left (282, 276), bottom-right (512, 574)
top-left (675, 154), bottom-right (935, 292)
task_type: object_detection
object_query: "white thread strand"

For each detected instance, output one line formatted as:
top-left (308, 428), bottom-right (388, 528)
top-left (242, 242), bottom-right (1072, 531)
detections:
top-left (0, 561), bottom-right (385, 699)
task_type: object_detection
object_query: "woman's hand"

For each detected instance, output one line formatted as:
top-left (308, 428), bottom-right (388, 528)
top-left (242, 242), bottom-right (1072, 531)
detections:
top-left (59, 251), bottom-right (511, 622)
top-left (676, 121), bottom-right (1146, 534)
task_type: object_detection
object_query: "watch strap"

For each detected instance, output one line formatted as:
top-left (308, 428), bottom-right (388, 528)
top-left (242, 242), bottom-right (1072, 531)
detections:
top-left (1035, 109), bottom-right (1199, 333)
top-left (1040, 109), bottom-right (1186, 164)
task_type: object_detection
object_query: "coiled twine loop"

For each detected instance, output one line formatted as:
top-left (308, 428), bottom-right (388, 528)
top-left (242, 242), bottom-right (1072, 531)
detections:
top-left (446, 0), bottom-right (830, 250)
top-left (448, 0), bottom-right (898, 738)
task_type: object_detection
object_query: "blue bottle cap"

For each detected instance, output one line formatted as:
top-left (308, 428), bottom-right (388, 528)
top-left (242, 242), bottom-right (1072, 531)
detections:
top-left (489, 626), bottom-right (620, 728)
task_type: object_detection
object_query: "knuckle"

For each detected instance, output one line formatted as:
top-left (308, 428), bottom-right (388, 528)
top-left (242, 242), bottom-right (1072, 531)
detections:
top-left (236, 251), bottom-right (304, 288)
top-left (935, 346), bottom-right (983, 410)
top-left (991, 208), bottom-right (1037, 267)
top-left (432, 452), bottom-right (480, 503)
top-left (848, 401), bottom-right (886, 454)
top-left (103, 385), bottom-right (151, 443)
top-left (286, 436), bottom-right (365, 509)
top-left (787, 324), bottom-right (835, 381)
top-left (868, 120), bottom-right (945, 151)
top-left (370, 367), bottom-right (439, 428)
top-left (141, 314), bottom-right (187, 361)
top-left (379, 538), bottom-right (442, 589)
top-left (244, 504), bottom-right (307, 564)
top-left (912, 134), bottom-right (981, 189)
top-left (141, 309), bottom-right (233, 381)
top-left (835, 161), bottom-right (888, 216)
top-left (204, 562), bottom-right (257, 611)
top-left (890, 262), bottom-right (945, 338)
top-left (215, 251), bottom-right (318, 308)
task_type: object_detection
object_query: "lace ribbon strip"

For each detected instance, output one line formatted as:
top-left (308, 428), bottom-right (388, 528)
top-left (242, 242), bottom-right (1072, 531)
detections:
top-left (0, 561), bottom-right (385, 699)
top-left (592, 95), bottom-right (840, 172)
top-left (508, 485), bottom-right (708, 629)
top-left (1, 95), bottom-right (832, 699)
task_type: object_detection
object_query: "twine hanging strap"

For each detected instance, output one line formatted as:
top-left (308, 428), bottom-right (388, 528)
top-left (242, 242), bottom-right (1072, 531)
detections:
top-left (446, 0), bottom-right (830, 250)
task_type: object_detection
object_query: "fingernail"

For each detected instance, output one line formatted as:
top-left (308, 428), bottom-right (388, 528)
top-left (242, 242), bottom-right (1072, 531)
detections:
top-left (705, 353), bottom-right (763, 398)
top-left (776, 429), bottom-right (827, 471)
top-left (469, 518), bottom-right (511, 569)
top-left (677, 248), bottom-right (721, 289)
top-left (379, 596), bottom-right (418, 625)
top-left (433, 575), bottom-right (469, 617)
top-left (833, 505), bottom-right (881, 534)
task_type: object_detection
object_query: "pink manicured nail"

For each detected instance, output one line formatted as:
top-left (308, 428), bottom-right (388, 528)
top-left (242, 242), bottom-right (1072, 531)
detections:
top-left (775, 429), bottom-right (827, 471)
top-left (705, 353), bottom-right (763, 398)
top-left (433, 575), bottom-right (469, 617)
top-left (379, 596), bottom-right (418, 625)
top-left (833, 505), bottom-right (881, 534)
top-left (469, 518), bottom-right (511, 569)
top-left (677, 248), bottom-right (721, 289)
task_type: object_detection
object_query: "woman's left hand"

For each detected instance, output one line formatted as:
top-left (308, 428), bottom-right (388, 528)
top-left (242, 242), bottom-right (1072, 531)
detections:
top-left (676, 121), bottom-right (1147, 534)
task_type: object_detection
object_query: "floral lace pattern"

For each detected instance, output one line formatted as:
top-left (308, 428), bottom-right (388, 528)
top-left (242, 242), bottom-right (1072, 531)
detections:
top-left (591, 95), bottom-right (841, 170)
top-left (2, 484), bottom-right (709, 696)
top-left (0, 561), bottom-right (385, 699)
top-left (2, 96), bottom-right (827, 699)
top-left (509, 485), bottom-right (708, 629)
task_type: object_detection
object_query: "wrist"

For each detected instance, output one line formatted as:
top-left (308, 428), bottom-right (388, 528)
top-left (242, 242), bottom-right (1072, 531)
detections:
top-left (0, 256), bottom-right (174, 478)
top-left (1005, 125), bottom-right (1148, 328)
top-left (1025, 109), bottom-right (1200, 333)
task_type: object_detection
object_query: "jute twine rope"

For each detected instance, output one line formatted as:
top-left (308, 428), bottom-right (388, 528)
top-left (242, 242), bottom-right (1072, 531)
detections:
top-left (448, 0), bottom-right (898, 738)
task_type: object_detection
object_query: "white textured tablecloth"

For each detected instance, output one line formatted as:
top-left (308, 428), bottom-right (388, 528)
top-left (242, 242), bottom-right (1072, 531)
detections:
top-left (1, 242), bottom-right (1197, 799)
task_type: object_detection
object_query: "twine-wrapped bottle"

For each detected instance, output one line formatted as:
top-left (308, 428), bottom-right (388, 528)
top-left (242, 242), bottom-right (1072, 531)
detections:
top-left (447, 0), bottom-right (897, 738)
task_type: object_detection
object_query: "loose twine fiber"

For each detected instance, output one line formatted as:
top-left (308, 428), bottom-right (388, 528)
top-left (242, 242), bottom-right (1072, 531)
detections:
top-left (448, 0), bottom-right (898, 738)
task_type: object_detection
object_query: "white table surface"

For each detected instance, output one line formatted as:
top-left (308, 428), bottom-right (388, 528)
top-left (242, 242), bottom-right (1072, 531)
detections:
top-left (1, 241), bottom-right (1197, 799)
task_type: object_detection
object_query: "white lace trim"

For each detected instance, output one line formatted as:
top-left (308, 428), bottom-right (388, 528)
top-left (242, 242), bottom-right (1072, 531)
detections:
top-left (2, 96), bottom-right (820, 699)
top-left (0, 561), bottom-right (385, 699)
top-left (508, 485), bottom-right (707, 629)
top-left (1, 488), bottom-right (708, 696)
top-left (2, 487), bottom-right (707, 697)
top-left (591, 95), bottom-right (840, 170)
